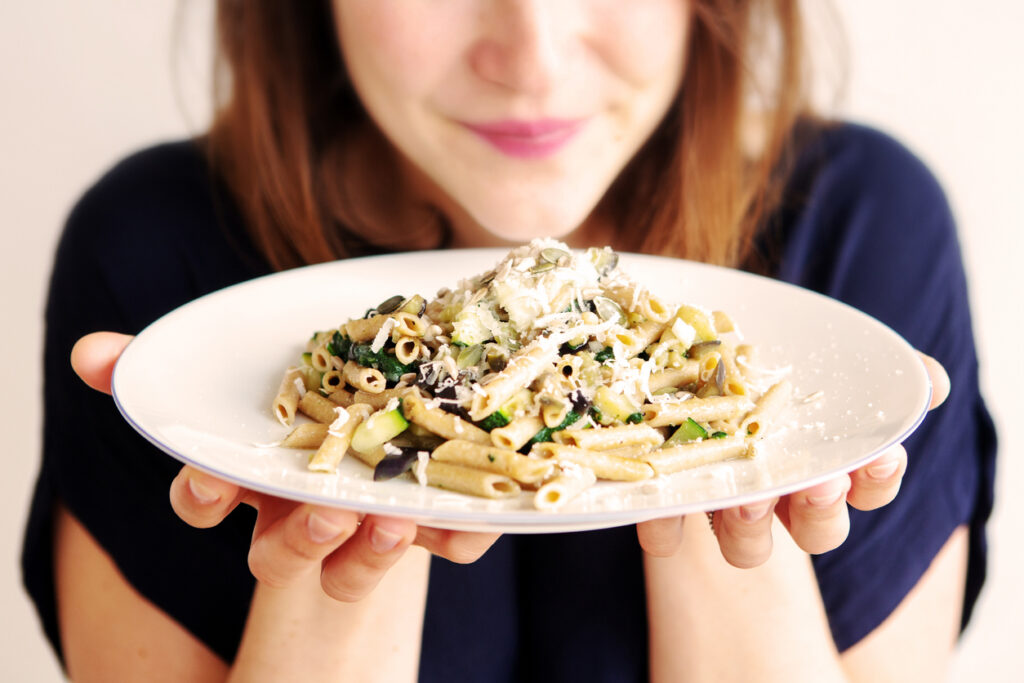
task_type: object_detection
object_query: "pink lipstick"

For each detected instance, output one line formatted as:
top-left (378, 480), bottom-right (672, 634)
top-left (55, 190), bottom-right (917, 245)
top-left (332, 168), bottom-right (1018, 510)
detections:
top-left (461, 118), bottom-right (584, 159)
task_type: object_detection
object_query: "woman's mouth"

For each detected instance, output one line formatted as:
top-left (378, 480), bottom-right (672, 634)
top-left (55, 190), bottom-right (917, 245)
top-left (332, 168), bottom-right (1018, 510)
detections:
top-left (460, 118), bottom-right (586, 159)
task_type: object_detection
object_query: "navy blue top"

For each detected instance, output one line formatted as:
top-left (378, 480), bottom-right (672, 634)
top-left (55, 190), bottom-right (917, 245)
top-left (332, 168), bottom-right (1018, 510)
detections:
top-left (23, 122), bottom-right (996, 681)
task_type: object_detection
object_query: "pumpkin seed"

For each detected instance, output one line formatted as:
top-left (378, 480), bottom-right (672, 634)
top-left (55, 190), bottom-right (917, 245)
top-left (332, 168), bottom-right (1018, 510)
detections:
top-left (593, 296), bottom-right (625, 324)
top-left (540, 247), bottom-right (569, 264)
top-left (532, 261), bottom-right (556, 273)
top-left (375, 295), bottom-right (405, 315)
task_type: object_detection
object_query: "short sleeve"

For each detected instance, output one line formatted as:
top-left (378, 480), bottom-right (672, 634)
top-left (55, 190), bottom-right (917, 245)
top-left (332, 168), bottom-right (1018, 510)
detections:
top-left (21, 142), bottom-right (269, 664)
top-left (769, 123), bottom-right (996, 650)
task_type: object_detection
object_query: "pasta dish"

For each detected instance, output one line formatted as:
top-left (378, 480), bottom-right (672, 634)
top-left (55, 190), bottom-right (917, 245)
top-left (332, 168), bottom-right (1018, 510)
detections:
top-left (270, 239), bottom-right (790, 510)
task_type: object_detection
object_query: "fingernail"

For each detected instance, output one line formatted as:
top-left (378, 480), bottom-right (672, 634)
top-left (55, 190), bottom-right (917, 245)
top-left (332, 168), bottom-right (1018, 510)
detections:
top-left (369, 526), bottom-right (402, 553)
top-left (188, 477), bottom-right (221, 505)
top-left (307, 512), bottom-right (344, 544)
top-left (866, 459), bottom-right (899, 480)
top-left (807, 489), bottom-right (845, 507)
top-left (740, 502), bottom-right (772, 522)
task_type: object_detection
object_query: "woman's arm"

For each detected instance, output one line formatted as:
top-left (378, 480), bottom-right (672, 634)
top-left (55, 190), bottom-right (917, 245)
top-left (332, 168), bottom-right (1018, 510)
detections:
top-left (644, 513), bottom-right (967, 683)
top-left (55, 502), bottom-right (431, 683)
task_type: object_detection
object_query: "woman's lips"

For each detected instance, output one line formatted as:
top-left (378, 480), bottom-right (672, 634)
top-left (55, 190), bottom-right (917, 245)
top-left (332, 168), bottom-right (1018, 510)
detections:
top-left (461, 118), bottom-right (585, 159)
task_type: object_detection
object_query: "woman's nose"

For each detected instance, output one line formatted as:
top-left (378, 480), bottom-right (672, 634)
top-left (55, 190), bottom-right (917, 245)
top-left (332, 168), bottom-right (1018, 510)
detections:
top-left (468, 0), bottom-right (575, 95)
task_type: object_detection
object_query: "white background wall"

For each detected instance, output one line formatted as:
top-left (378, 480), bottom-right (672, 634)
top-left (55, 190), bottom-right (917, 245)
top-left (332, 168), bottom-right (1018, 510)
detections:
top-left (1, 2), bottom-right (1020, 680)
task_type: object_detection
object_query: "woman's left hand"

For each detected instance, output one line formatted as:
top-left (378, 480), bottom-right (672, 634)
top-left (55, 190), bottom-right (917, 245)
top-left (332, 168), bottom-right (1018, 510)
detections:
top-left (636, 353), bottom-right (950, 566)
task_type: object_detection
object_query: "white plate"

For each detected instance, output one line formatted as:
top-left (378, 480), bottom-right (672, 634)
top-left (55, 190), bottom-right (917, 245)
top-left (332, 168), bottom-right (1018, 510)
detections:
top-left (112, 249), bottom-right (930, 533)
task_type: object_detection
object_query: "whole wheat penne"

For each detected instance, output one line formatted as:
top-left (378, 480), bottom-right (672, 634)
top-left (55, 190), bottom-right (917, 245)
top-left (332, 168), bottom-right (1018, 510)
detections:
top-left (469, 339), bottom-right (559, 420)
top-left (394, 336), bottom-right (422, 364)
top-left (343, 360), bottom-right (387, 394)
top-left (423, 461), bottom-right (521, 499)
top-left (402, 389), bottom-right (491, 444)
top-left (279, 423), bottom-right (329, 449)
top-left (326, 387), bottom-right (355, 407)
top-left (645, 436), bottom-right (749, 475)
top-left (647, 362), bottom-right (701, 392)
top-left (308, 404), bottom-right (372, 473)
top-left (321, 369), bottom-right (345, 393)
top-left (298, 391), bottom-right (341, 424)
top-left (432, 439), bottom-right (554, 484)
top-left (534, 465), bottom-right (597, 510)
top-left (491, 416), bottom-right (546, 451)
top-left (310, 342), bottom-right (333, 372)
top-left (642, 394), bottom-right (753, 427)
top-left (553, 424), bottom-right (664, 450)
top-left (531, 442), bottom-right (654, 481)
top-left (392, 312), bottom-right (428, 338)
top-left (353, 387), bottom-right (408, 411)
top-left (272, 367), bottom-right (305, 426)
top-left (740, 379), bottom-right (793, 440)
top-left (344, 314), bottom-right (395, 343)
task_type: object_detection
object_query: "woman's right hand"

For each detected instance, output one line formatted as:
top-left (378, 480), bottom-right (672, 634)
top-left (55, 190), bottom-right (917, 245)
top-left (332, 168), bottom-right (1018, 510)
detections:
top-left (71, 331), bottom-right (500, 602)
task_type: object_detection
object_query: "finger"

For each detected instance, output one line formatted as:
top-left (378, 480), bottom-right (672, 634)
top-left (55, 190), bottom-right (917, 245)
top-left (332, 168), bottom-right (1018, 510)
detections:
top-left (714, 499), bottom-right (777, 568)
top-left (636, 516), bottom-right (684, 557)
top-left (780, 475), bottom-right (852, 555)
top-left (413, 527), bottom-right (501, 564)
top-left (169, 466), bottom-right (246, 528)
top-left (70, 332), bottom-right (134, 394)
top-left (919, 352), bottom-right (950, 410)
top-left (846, 444), bottom-right (907, 511)
top-left (320, 515), bottom-right (418, 601)
top-left (248, 504), bottom-right (360, 589)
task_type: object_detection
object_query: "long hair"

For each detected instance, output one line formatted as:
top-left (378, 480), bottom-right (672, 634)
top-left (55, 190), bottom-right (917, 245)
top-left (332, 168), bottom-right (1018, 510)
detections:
top-left (207, 0), bottom-right (813, 272)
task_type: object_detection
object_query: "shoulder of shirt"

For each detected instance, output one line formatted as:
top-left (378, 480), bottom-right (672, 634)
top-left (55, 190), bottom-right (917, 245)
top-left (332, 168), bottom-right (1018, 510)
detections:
top-left (52, 140), bottom-right (266, 329)
top-left (64, 139), bottom-right (227, 247)
top-left (792, 120), bottom-right (953, 224)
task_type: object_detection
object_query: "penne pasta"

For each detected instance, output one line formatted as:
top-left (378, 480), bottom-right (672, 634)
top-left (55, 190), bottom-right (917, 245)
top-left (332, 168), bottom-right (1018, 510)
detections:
top-left (531, 442), bottom-right (654, 481)
top-left (534, 465), bottom-right (597, 510)
top-left (343, 360), bottom-right (387, 394)
top-left (645, 436), bottom-right (749, 475)
top-left (642, 394), bottom-right (754, 427)
top-left (553, 424), bottom-right (664, 451)
top-left (308, 404), bottom-right (372, 473)
top-left (402, 389), bottom-right (491, 445)
top-left (298, 391), bottom-right (342, 424)
top-left (272, 367), bottom-right (305, 426)
top-left (740, 380), bottom-right (793, 440)
top-left (432, 439), bottom-right (554, 484)
top-left (279, 423), bottom-right (329, 449)
top-left (423, 461), bottom-right (521, 499)
top-left (491, 416), bottom-right (546, 451)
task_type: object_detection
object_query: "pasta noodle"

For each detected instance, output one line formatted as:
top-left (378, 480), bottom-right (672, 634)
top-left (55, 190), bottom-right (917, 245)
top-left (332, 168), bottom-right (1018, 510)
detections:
top-left (269, 239), bottom-right (790, 509)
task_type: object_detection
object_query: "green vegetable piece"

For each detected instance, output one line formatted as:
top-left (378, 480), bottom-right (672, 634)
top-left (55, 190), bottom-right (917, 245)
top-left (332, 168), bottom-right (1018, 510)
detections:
top-left (625, 412), bottom-right (644, 424)
top-left (378, 353), bottom-right (415, 383)
top-left (350, 343), bottom-right (378, 367)
top-left (526, 411), bottom-right (582, 446)
top-left (594, 346), bottom-right (615, 363)
top-left (710, 431), bottom-right (728, 439)
top-left (351, 407), bottom-right (410, 455)
top-left (327, 331), bottom-right (351, 358)
top-left (478, 411), bottom-right (512, 432)
top-left (664, 418), bottom-right (709, 446)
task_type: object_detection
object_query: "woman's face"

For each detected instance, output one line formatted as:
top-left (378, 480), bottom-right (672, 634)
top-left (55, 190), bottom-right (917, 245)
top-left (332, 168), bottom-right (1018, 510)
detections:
top-left (333, 1), bottom-right (690, 244)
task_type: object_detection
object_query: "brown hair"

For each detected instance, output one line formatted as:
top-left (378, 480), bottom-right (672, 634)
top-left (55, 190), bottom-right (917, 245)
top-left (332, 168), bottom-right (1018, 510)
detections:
top-left (208, 0), bottom-right (814, 272)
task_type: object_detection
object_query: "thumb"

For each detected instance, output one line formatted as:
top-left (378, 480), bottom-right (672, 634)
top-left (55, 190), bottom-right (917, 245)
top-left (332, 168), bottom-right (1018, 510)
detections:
top-left (70, 332), bottom-right (134, 395)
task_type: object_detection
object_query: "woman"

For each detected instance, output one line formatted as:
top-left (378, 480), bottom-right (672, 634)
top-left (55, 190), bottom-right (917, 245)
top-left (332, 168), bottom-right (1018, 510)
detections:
top-left (23, 1), bottom-right (994, 681)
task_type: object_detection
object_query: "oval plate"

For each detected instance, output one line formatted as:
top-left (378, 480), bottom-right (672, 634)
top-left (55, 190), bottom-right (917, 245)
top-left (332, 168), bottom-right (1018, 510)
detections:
top-left (112, 250), bottom-right (930, 533)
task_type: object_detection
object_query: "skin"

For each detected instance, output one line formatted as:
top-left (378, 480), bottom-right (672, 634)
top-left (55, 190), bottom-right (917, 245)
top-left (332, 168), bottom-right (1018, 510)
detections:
top-left (55, 1), bottom-right (964, 680)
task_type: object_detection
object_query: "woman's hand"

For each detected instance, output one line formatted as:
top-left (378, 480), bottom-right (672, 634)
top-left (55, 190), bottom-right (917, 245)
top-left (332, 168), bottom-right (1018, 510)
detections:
top-left (71, 332), bottom-right (500, 601)
top-left (637, 353), bottom-right (951, 567)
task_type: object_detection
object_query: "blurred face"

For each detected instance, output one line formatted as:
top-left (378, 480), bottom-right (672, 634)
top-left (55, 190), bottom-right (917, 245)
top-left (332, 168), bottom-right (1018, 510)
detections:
top-left (333, 1), bottom-right (690, 244)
